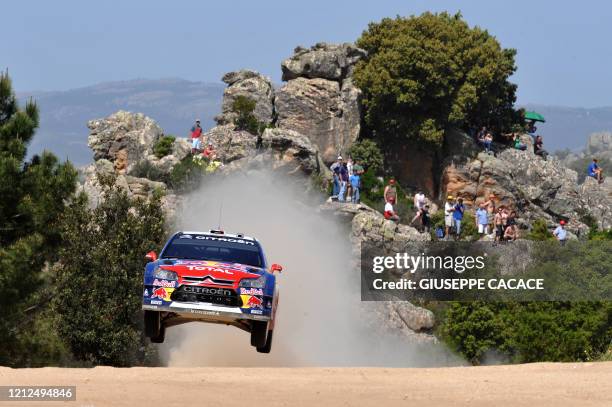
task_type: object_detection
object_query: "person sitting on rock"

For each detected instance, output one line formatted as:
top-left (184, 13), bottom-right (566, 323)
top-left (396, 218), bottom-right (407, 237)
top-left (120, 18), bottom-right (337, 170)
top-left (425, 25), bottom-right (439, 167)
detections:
top-left (534, 135), bottom-right (548, 160)
top-left (588, 158), bottom-right (604, 183)
top-left (504, 222), bottom-right (518, 241)
top-left (384, 179), bottom-right (398, 204)
top-left (202, 142), bottom-right (217, 161)
top-left (513, 134), bottom-right (527, 151)
top-left (410, 190), bottom-right (427, 225)
top-left (190, 119), bottom-right (203, 154)
top-left (384, 197), bottom-right (400, 222)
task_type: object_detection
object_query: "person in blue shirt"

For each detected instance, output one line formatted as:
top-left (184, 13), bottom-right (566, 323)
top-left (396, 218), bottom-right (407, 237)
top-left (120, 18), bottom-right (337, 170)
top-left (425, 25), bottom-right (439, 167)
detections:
top-left (587, 158), bottom-right (603, 183)
top-left (453, 198), bottom-right (465, 238)
top-left (330, 156), bottom-right (343, 198)
top-left (349, 172), bottom-right (361, 204)
top-left (475, 203), bottom-right (489, 235)
top-left (553, 220), bottom-right (568, 245)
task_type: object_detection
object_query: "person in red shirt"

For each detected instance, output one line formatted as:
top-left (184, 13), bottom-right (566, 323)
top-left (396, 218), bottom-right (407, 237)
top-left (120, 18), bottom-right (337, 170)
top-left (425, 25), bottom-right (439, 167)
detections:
top-left (384, 197), bottom-right (400, 222)
top-left (202, 142), bottom-right (217, 161)
top-left (190, 119), bottom-right (203, 153)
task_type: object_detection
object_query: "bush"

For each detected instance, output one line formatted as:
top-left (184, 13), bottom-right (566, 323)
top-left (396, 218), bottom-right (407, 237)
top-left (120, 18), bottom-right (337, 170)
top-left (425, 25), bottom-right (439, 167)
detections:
top-left (349, 139), bottom-right (384, 174)
top-left (353, 12), bottom-right (521, 146)
top-left (153, 135), bottom-right (176, 159)
top-left (527, 219), bottom-right (554, 241)
top-left (232, 96), bottom-right (265, 135)
top-left (129, 160), bottom-right (168, 183)
top-left (168, 155), bottom-right (207, 192)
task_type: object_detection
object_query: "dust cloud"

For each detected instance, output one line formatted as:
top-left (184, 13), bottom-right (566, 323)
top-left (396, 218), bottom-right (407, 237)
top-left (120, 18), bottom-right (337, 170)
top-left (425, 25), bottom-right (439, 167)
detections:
top-left (159, 169), bottom-right (459, 367)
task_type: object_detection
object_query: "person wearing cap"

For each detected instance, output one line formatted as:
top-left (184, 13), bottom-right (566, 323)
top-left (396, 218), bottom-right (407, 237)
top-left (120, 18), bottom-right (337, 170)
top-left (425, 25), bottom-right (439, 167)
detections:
top-left (330, 156), bottom-right (343, 198)
top-left (384, 197), bottom-right (400, 222)
top-left (384, 178), bottom-right (397, 204)
top-left (588, 158), bottom-right (604, 183)
top-left (444, 195), bottom-right (455, 239)
top-left (202, 141), bottom-right (216, 160)
top-left (553, 220), bottom-right (568, 245)
top-left (190, 119), bottom-right (203, 153)
top-left (475, 203), bottom-right (489, 235)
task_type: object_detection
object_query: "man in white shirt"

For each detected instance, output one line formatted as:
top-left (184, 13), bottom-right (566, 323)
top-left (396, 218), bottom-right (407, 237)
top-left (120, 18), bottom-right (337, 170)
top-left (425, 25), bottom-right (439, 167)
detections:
top-left (410, 190), bottom-right (427, 225)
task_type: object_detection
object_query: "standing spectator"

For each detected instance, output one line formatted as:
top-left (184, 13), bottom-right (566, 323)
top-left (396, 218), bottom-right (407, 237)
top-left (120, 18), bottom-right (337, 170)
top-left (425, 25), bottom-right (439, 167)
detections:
top-left (330, 156), bottom-right (343, 199)
top-left (384, 179), bottom-right (398, 204)
top-left (494, 207), bottom-right (504, 244)
top-left (588, 158), bottom-right (604, 183)
top-left (384, 197), bottom-right (400, 222)
top-left (476, 204), bottom-right (489, 235)
top-left (553, 220), bottom-right (568, 245)
top-left (453, 198), bottom-right (465, 238)
top-left (483, 194), bottom-right (496, 236)
top-left (338, 161), bottom-right (349, 202)
top-left (410, 190), bottom-right (427, 225)
top-left (534, 136), bottom-right (548, 160)
top-left (444, 195), bottom-right (455, 239)
top-left (190, 119), bottom-right (203, 154)
top-left (346, 156), bottom-right (354, 176)
top-left (349, 170), bottom-right (361, 204)
top-left (484, 132), bottom-right (493, 154)
top-left (352, 159), bottom-right (364, 175)
top-left (421, 204), bottom-right (432, 233)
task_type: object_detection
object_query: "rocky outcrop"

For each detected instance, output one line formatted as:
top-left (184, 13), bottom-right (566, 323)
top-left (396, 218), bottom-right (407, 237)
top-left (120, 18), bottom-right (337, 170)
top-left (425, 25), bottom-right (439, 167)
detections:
top-left (281, 42), bottom-right (367, 81)
top-left (586, 132), bottom-right (612, 160)
top-left (580, 176), bottom-right (612, 230)
top-left (276, 43), bottom-right (365, 164)
top-left (215, 70), bottom-right (274, 125)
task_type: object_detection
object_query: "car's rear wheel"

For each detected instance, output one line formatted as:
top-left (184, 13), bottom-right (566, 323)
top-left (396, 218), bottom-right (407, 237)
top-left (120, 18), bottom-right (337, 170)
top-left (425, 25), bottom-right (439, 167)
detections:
top-left (250, 321), bottom-right (268, 347)
top-left (144, 310), bottom-right (161, 337)
top-left (150, 325), bottom-right (166, 344)
top-left (256, 330), bottom-right (273, 353)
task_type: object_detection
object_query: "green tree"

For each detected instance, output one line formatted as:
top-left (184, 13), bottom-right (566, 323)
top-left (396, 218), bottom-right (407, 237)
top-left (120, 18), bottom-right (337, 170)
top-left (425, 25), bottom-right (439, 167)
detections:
top-left (232, 95), bottom-right (264, 135)
top-left (52, 176), bottom-right (165, 366)
top-left (0, 71), bottom-right (78, 366)
top-left (153, 135), bottom-right (176, 159)
top-left (349, 139), bottom-right (384, 174)
top-left (353, 12), bottom-right (521, 147)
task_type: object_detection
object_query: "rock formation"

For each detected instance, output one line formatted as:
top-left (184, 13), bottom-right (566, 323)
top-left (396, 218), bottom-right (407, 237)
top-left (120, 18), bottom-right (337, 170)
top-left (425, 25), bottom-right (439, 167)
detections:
top-left (215, 70), bottom-right (274, 125)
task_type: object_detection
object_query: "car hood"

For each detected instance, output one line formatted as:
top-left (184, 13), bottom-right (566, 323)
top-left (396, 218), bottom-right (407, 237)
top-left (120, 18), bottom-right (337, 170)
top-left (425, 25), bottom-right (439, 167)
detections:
top-left (157, 259), bottom-right (262, 287)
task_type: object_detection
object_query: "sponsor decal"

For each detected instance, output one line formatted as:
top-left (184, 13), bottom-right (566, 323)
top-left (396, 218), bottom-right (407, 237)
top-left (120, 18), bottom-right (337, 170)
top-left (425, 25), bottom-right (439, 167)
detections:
top-left (240, 294), bottom-right (263, 309)
top-left (178, 234), bottom-right (256, 246)
top-left (184, 266), bottom-right (234, 274)
top-left (250, 309), bottom-right (263, 315)
top-left (190, 309), bottom-right (220, 316)
top-left (144, 289), bottom-right (149, 296)
top-left (153, 279), bottom-right (176, 288)
top-left (151, 287), bottom-right (174, 301)
top-left (240, 287), bottom-right (263, 296)
top-left (150, 300), bottom-right (162, 305)
top-left (182, 286), bottom-right (233, 296)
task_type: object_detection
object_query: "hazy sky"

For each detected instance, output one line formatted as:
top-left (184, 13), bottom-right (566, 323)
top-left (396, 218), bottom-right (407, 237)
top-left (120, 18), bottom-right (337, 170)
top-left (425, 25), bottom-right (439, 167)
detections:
top-left (2, 0), bottom-right (611, 107)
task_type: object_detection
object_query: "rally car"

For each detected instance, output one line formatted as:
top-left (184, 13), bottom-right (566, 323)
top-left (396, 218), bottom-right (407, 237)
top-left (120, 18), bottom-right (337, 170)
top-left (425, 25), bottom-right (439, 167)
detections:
top-left (142, 230), bottom-right (281, 353)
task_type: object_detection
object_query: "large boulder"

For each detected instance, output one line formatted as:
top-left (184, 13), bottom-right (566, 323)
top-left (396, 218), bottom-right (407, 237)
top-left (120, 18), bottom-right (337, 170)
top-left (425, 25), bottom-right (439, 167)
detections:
top-left (281, 42), bottom-right (367, 81)
top-left (216, 70), bottom-right (274, 125)
top-left (275, 77), bottom-right (361, 163)
top-left (580, 176), bottom-right (612, 230)
top-left (586, 131), bottom-right (612, 160)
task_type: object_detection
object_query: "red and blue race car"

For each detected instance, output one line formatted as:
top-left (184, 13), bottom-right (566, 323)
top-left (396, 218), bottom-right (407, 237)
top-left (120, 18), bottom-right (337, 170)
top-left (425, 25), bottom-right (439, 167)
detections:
top-left (142, 230), bottom-right (282, 353)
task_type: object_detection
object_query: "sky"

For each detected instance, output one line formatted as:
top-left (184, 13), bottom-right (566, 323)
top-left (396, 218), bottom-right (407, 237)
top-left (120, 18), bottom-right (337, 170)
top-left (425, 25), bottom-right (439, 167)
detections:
top-left (2, 0), bottom-right (611, 107)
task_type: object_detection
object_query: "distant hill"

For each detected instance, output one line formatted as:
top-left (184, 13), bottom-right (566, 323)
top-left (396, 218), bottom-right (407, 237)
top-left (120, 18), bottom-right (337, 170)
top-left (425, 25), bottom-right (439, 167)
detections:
top-left (17, 79), bottom-right (612, 165)
top-left (18, 79), bottom-right (225, 165)
top-left (521, 104), bottom-right (612, 152)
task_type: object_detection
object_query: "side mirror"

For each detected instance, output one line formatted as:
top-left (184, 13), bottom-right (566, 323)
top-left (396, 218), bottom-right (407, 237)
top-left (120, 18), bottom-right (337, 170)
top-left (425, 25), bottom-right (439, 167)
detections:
top-left (145, 251), bottom-right (157, 262)
top-left (270, 263), bottom-right (283, 273)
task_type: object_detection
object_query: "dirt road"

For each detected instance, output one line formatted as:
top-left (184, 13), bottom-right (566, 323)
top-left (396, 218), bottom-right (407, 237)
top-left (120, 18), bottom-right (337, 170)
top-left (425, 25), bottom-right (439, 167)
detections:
top-left (1, 363), bottom-right (610, 407)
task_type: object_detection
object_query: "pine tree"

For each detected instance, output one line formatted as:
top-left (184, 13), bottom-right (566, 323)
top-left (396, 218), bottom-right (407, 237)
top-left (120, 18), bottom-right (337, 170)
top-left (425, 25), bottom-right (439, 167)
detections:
top-left (0, 71), bottom-right (78, 366)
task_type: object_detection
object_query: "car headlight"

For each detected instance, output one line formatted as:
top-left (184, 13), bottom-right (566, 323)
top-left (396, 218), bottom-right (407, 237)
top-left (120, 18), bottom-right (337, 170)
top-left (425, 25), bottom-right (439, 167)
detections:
top-left (153, 267), bottom-right (178, 280)
top-left (239, 275), bottom-right (266, 288)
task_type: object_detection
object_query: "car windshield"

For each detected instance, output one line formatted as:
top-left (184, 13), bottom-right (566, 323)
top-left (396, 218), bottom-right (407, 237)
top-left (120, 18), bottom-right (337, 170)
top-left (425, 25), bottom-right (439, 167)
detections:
top-left (161, 234), bottom-right (264, 268)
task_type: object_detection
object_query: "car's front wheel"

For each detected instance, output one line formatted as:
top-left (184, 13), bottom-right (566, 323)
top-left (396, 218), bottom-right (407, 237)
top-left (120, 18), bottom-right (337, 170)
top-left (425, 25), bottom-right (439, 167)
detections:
top-left (250, 320), bottom-right (268, 348)
top-left (144, 310), bottom-right (161, 337)
top-left (256, 330), bottom-right (273, 353)
top-left (150, 325), bottom-right (166, 344)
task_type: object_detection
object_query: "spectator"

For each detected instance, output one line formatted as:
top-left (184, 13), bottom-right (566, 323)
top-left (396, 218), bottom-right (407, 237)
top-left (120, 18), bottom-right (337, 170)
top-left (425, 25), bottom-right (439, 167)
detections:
top-left (476, 203), bottom-right (489, 235)
top-left (190, 119), bottom-right (203, 154)
top-left (453, 198), bottom-right (465, 238)
top-left (483, 194), bottom-right (496, 236)
top-left (330, 156), bottom-right (343, 199)
top-left (507, 210), bottom-right (518, 226)
top-left (349, 170), bottom-right (361, 204)
top-left (352, 159), bottom-right (364, 175)
top-left (534, 135), bottom-right (548, 160)
top-left (553, 220), bottom-right (568, 245)
top-left (384, 179), bottom-right (398, 204)
top-left (384, 197), bottom-right (400, 222)
top-left (202, 142), bottom-right (217, 160)
top-left (513, 134), bottom-right (527, 151)
top-left (410, 190), bottom-right (427, 225)
top-left (494, 207), bottom-right (504, 244)
top-left (476, 126), bottom-right (487, 142)
top-left (504, 223), bottom-right (518, 241)
top-left (444, 195), bottom-right (455, 239)
top-left (346, 156), bottom-right (354, 176)
top-left (484, 132), bottom-right (493, 154)
top-left (338, 161), bottom-right (349, 202)
top-left (588, 158), bottom-right (604, 183)
top-left (421, 204), bottom-right (431, 233)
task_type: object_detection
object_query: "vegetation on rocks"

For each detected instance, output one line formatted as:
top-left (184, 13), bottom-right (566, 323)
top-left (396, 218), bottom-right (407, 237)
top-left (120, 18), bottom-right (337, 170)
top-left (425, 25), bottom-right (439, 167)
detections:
top-left (153, 135), bottom-right (176, 158)
top-left (232, 95), bottom-right (266, 135)
top-left (348, 139), bottom-right (384, 174)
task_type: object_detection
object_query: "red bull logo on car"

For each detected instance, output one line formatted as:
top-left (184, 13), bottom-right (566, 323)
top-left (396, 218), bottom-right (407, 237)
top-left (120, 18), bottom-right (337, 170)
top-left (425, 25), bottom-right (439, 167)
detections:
top-left (151, 287), bottom-right (174, 301)
top-left (240, 288), bottom-right (263, 296)
top-left (240, 294), bottom-right (263, 309)
top-left (153, 279), bottom-right (176, 288)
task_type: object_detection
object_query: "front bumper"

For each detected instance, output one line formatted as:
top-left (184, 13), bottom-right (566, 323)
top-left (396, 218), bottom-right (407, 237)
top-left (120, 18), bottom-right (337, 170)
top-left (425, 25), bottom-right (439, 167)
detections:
top-left (142, 301), bottom-right (271, 322)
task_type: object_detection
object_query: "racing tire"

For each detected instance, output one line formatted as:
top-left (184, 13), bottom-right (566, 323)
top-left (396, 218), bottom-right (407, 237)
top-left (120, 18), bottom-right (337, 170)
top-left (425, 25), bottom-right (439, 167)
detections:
top-left (256, 330), bottom-right (273, 354)
top-left (144, 310), bottom-right (161, 338)
top-left (250, 321), bottom-right (268, 348)
top-left (150, 325), bottom-right (166, 344)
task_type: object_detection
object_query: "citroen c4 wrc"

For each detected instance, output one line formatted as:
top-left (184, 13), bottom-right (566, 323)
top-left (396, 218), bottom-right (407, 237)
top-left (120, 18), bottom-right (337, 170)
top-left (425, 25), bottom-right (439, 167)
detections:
top-left (142, 230), bottom-right (282, 353)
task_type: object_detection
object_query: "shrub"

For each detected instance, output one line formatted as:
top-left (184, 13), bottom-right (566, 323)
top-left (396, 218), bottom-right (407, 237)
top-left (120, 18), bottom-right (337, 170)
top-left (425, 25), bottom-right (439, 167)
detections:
top-left (153, 135), bottom-right (176, 159)
top-left (232, 96), bottom-right (264, 135)
top-left (349, 139), bottom-right (384, 174)
top-left (129, 160), bottom-right (168, 183)
top-left (168, 155), bottom-right (207, 192)
top-left (527, 219), bottom-right (554, 241)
